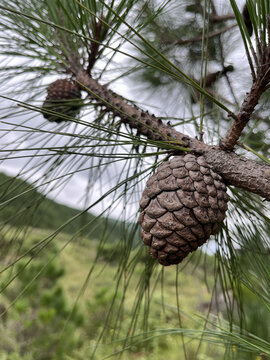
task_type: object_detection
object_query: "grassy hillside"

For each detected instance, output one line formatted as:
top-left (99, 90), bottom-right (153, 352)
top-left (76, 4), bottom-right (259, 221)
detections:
top-left (0, 172), bottom-right (130, 242)
top-left (0, 226), bottom-right (223, 360)
top-left (2, 174), bottom-right (266, 359)
top-left (0, 174), bottom-right (220, 359)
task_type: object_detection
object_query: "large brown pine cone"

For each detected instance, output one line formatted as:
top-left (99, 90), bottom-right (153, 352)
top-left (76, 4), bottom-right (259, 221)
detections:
top-left (138, 154), bottom-right (228, 266)
top-left (42, 79), bottom-right (81, 123)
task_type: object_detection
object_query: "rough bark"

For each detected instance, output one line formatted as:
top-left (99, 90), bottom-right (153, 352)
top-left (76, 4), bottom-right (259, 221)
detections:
top-left (205, 149), bottom-right (270, 200)
top-left (76, 71), bottom-right (209, 153)
top-left (76, 71), bottom-right (270, 201)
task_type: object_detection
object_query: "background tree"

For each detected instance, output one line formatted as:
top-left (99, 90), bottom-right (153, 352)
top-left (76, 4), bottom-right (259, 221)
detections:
top-left (0, 0), bottom-right (270, 359)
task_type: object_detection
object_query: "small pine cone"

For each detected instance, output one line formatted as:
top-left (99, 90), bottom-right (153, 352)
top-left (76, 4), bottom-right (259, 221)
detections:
top-left (138, 154), bottom-right (228, 266)
top-left (42, 79), bottom-right (81, 123)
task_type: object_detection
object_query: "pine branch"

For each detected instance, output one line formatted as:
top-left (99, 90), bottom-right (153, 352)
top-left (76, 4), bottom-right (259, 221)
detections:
top-left (76, 70), bottom-right (208, 151)
top-left (210, 14), bottom-right (235, 22)
top-left (87, 15), bottom-right (108, 74)
top-left (76, 70), bottom-right (270, 201)
top-left (204, 149), bottom-right (270, 200)
top-left (221, 45), bottom-right (270, 151)
top-left (162, 24), bottom-right (237, 45)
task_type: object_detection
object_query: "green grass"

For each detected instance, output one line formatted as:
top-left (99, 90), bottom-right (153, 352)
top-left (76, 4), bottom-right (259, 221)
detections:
top-left (61, 237), bottom-right (225, 359)
top-left (0, 226), bottom-right (225, 360)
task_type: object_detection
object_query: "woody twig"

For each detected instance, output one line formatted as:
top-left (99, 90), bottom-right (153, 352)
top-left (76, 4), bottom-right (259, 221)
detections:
top-left (87, 15), bottom-right (108, 74)
top-left (220, 24), bottom-right (270, 151)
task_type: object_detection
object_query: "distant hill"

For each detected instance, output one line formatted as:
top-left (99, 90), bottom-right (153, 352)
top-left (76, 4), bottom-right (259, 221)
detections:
top-left (0, 172), bottom-right (130, 241)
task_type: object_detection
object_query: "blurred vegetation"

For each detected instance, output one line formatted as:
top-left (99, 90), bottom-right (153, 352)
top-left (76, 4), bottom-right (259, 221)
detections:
top-left (0, 230), bottom-right (84, 359)
top-left (0, 174), bottom-right (269, 359)
top-left (1, 222), bottom-right (269, 359)
top-left (0, 172), bottom-right (134, 243)
top-left (0, 225), bottom-right (222, 360)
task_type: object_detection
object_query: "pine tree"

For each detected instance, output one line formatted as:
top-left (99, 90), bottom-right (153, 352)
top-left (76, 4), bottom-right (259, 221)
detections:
top-left (0, 0), bottom-right (270, 359)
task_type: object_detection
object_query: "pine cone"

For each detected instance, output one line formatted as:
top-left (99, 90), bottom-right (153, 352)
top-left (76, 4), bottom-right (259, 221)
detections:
top-left (42, 79), bottom-right (81, 123)
top-left (138, 154), bottom-right (228, 266)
